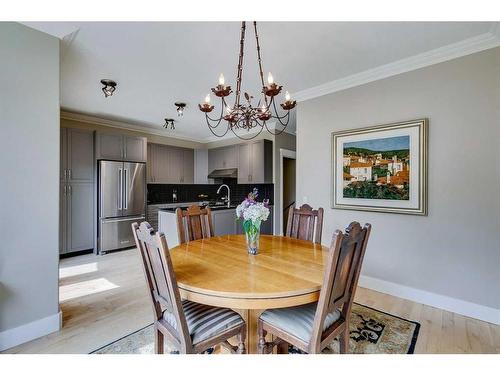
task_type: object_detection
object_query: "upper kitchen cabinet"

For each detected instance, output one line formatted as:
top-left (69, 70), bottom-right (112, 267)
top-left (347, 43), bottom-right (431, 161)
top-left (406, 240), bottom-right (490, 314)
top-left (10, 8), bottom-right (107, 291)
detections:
top-left (124, 135), bottom-right (147, 162)
top-left (208, 145), bottom-right (238, 171)
top-left (95, 132), bottom-right (147, 162)
top-left (182, 148), bottom-right (195, 183)
top-left (237, 139), bottom-right (273, 184)
top-left (147, 143), bottom-right (194, 184)
top-left (61, 128), bottom-right (94, 182)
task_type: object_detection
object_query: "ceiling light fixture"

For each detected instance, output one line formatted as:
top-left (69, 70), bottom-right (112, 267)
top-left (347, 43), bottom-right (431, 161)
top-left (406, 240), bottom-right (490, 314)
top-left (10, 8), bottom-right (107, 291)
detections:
top-left (164, 118), bottom-right (175, 130)
top-left (100, 79), bottom-right (117, 98)
top-left (175, 102), bottom-right (186, 117)
top-left (199, 21), bottom-right (296, 140)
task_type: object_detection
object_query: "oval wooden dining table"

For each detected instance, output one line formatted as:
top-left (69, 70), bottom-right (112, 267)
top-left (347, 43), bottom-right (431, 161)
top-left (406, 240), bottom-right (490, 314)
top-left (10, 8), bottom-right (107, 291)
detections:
top-left (169, 234), bottom-right (329, 354)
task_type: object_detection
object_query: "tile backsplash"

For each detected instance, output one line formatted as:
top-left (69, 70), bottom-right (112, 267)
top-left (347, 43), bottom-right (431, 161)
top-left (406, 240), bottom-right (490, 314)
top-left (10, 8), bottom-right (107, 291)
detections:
top-left (147, 180), bottom-right (274, 205)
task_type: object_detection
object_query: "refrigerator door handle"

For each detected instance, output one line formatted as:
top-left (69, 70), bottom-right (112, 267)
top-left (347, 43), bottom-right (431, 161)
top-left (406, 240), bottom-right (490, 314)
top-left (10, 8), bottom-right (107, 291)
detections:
top-left (118, 168), bottom-right (123, 210)
top-left (123, 168), bottom-right (128, 209)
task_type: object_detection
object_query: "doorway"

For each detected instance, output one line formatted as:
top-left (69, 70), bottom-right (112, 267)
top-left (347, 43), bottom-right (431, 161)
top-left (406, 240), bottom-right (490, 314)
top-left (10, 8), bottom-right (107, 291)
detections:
top-left (280, 149), bottom-right (296, 235)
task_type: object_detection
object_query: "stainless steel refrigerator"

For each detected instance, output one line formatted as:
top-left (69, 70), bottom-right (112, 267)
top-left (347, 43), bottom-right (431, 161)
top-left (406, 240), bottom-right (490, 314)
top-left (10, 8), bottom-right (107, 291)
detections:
top-left (98, 160), bottom-right (146, 253)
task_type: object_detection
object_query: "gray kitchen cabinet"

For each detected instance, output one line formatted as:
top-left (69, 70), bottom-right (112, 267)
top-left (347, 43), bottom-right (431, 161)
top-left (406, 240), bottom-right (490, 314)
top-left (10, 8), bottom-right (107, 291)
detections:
top-left (147, 143), bottom-right (194, 184)
top-left (213, 209), bottom-right (237, 236)
top-left (59, 184), bottom-right (67, 254)
top-left (154, 144), bottom-right (169, 183)
top-left (182, 149), bottom-right (194, 183)
top-left (67, 182), bottom-right (94, 252)
top-left (237, 139), bottom-right (273, 184)
top-left (60, 128), bottom-right (68, 181)
top-left (60, 128), bottom-right (94, 255)
top-left (167, 147), bottom-right (183, 183)
top-left (95, 132), bottom-right (123, 160)
top-left (237, 143), bottom-right (251, 183)
top-left (95, 132), bottom-right (147, 162)
top-left (147, 143), bottom-right (155, 183)
top-left (208, 145), bottom-right (238, 171)
top-left (67, 129), bottom-right (94, 181)
top-left (124, 135), bottom-right (147, 162)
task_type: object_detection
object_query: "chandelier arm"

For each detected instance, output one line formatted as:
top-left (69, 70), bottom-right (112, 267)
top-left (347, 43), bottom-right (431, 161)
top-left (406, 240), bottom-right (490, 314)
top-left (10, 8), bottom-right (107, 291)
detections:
top-left (253, 21), bottom-right (269, 107)
top-left (231, 119), bottom-right (266, 141)
top-left (235, 22), bottom-right (246, 108)
top-left (205, 106), bottom-right (225, 126)
top-left (205, 114), bottom-right (231, 137)
top-left (264, 119), bottom-right (289, 136)
top-left (271, 99), bottom-right (293, 126)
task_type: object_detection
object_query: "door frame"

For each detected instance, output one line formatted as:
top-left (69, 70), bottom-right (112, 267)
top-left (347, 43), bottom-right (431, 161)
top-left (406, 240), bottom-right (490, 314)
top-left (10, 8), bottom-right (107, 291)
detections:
top-left (279, 148), bottom-right (297, 235)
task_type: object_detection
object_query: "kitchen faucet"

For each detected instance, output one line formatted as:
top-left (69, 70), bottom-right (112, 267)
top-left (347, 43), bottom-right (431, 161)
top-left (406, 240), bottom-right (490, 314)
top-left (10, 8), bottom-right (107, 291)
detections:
top-left (216, 184), bottom-right (231, 208)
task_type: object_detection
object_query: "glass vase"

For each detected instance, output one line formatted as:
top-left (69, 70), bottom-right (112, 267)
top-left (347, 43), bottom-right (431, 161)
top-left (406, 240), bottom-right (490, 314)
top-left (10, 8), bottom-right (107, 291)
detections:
top-left (245, 225), bottom-right (261, 255)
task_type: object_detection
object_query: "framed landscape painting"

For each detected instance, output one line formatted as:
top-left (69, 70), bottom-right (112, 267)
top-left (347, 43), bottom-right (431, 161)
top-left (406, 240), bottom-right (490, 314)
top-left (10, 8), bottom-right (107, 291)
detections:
top-left (331, 119), bottom-right (428, 215)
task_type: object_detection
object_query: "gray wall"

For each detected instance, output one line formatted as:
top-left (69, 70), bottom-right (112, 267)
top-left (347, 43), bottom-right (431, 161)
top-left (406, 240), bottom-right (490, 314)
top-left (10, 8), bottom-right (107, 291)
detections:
top-left (297, 47), bottom-right (500, 309)
top-left (0, 23), bottom-right (60, 336)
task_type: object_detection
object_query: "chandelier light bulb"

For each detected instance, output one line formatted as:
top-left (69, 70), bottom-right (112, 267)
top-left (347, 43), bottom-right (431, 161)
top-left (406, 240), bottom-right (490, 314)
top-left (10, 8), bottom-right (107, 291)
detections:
top-left (226, 106), bottom-right (232, 114)
top-left (285, 91), bottom-right (291, 101)
top-left (205, 94), bottom-right (211, 104)
top-left (219, 73), bottom-right (225, 86)
top-left (267, 72), bottom-right (274, 85)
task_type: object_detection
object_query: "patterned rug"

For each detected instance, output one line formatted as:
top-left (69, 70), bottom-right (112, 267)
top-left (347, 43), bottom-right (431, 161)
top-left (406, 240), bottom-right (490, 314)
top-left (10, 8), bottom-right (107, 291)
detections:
top-left (91, 303), bottom-right (420, 354)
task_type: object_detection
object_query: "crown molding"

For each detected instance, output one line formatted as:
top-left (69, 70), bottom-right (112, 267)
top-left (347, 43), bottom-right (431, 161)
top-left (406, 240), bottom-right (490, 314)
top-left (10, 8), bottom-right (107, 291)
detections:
top-left (490, 22), bottom-right (500, 38)
top-left (293, 31), bottom-right (500, 102)
top-left (60, 110), bottom-right (205, 144)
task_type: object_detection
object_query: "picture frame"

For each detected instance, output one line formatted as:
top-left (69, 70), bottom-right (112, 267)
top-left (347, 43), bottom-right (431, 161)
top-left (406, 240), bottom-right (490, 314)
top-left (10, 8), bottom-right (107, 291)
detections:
top-left (331, 118), bottom-right (428, 215)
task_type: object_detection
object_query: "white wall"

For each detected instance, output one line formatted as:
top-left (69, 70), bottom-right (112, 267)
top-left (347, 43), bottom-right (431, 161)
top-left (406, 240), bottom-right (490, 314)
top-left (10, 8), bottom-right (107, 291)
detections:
top-left (0, 23), bottom-right (60, 350)
top-left (297, 47), bottom-right (500, 322)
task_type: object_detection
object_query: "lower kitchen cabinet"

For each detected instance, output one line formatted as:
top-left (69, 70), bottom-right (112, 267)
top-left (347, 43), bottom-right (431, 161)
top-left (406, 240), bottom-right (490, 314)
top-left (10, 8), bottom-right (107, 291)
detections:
top-left (212, 209), bottom-right (237, 236)
top-left (60, 182), bottom-right (94, 254)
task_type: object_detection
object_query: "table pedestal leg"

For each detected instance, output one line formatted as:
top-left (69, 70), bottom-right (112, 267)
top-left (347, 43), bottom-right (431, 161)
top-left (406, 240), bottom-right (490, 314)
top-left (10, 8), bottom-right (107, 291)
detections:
top-left (223, 309), bottom-right (272, 354)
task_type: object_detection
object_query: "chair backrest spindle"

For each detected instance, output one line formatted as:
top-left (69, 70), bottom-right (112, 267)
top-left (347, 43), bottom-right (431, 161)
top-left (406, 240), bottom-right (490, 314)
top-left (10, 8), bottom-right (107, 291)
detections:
top-left (285, 204), bottom-right (324, 244)
top-left (176, 205), bottom-right (214, 244)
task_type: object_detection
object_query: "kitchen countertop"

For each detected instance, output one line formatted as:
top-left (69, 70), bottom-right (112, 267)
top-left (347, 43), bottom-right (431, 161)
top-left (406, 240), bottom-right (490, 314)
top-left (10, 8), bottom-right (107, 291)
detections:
top-left (159, 204), bottom-right (239, 213)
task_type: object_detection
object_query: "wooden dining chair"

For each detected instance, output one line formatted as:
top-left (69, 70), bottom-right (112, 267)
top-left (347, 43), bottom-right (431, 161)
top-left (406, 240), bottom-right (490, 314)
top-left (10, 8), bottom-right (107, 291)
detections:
top-left (175, 205), bottom-right (214, 244)
top-left (258, 221), bottom-right (372, 354)
top-left (285, 204), bottom-right (324, 244)
top-left (132, 221), bottom-right (246, 354)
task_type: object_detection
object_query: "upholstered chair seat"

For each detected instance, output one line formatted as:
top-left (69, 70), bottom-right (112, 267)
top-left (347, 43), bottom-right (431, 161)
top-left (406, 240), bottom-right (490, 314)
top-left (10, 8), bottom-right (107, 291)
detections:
top-left (260, 303), bottom-right (341, 342)
top-left (163, 300), bottom-right (244, 345)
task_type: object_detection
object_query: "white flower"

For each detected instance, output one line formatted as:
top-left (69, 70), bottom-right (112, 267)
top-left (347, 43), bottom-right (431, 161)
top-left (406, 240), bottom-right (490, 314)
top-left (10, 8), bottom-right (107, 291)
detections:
top-left (236, 202), bottom-right (269, 225)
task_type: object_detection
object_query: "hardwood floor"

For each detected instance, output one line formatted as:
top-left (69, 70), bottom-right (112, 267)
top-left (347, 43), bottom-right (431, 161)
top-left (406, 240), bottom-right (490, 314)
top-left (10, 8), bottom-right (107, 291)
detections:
top-left (4, 249), bottom-right (500, 354)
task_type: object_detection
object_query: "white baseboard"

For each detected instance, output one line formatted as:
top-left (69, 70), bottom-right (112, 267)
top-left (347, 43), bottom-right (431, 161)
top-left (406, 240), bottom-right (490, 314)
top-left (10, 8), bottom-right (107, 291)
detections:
top-left (358, 275), bottom-right (500, 325)
top-left (0, 311), bottom-right (62, 351)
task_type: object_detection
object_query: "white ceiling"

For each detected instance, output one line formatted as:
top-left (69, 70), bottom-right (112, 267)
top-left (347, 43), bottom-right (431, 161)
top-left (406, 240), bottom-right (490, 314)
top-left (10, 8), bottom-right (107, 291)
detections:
top-left (24, 21), bottom-right (497, 142)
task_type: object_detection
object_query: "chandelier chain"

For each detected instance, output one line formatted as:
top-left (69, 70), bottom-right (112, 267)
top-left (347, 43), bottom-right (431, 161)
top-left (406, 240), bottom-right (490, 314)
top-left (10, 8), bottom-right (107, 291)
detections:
top-left (253, 21), bottom-right (269, 107)
top-left (235, 22), bottom-right (246, 108)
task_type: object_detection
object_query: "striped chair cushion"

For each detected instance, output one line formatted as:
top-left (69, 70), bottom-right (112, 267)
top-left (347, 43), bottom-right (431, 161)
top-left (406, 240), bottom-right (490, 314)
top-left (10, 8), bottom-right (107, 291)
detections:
top-left (260, 303), bottom-right (341, 343)
top-left (163, 300), bottom-right (243, 345)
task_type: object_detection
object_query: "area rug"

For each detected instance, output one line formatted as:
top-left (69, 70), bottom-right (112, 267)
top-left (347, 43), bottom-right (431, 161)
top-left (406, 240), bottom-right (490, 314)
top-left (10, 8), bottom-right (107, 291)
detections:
top-left (91, 303), bottom-right (420, 354)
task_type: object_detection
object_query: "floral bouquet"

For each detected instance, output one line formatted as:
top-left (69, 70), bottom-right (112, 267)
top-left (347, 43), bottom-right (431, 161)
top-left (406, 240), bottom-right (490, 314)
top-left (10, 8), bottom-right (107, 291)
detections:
top-left (236, 188), bottom-right (270, 255)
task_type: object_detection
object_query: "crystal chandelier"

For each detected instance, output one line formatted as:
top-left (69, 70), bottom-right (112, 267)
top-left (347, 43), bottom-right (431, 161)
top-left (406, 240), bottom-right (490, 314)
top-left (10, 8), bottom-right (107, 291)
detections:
top-left (199, 21), bottom-right (296, 140)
